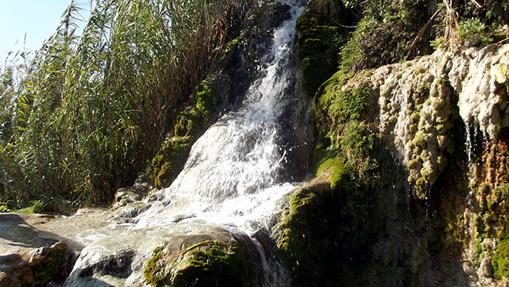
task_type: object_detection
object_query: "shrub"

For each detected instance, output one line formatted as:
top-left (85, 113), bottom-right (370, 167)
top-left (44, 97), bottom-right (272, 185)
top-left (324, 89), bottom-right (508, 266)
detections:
top-left (458, 18), bottom-right (492, 46)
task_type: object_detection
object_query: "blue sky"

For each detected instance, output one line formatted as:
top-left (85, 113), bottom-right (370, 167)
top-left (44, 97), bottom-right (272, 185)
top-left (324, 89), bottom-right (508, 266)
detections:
top-left (0, 0), bottom-right (90, 64)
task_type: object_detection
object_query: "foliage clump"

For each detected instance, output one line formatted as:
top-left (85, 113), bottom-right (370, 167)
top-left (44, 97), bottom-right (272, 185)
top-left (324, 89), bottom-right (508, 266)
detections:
top-left (457, 18), bottom-right (493, 46)
top-left (335, 0), bottom-right (509, 72)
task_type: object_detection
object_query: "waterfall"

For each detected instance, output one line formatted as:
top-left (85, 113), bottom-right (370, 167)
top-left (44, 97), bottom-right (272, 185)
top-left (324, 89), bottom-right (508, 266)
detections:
top-left (134, 0), bottom-right (304, 243)
top-left (65, 3), bottom-right (306, 286)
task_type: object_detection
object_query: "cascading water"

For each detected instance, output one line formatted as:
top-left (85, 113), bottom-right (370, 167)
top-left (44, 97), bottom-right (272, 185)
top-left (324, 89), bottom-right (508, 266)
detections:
top-left (65, 3), bottom-right (306, 286)
top-left (134, 1), bottom-right (304, 235)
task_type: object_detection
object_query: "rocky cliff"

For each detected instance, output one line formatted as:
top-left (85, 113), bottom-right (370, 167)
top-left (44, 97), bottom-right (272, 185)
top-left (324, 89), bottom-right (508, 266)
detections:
top-left (273, 0), bottom-right (509, 286)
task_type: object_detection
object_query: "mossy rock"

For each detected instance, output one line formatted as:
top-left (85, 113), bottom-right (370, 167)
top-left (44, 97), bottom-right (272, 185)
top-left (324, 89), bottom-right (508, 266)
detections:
top-left (144, 239), bottom-right (257, 287)
top-left (296, 0), bottom-right (353, 96)
top-left (146, 77), bottom-right (219, 189)
top-left (493, 238), bottom-right (509, 279)
top-left (147, 136), bottom-right (192, 189)
top-left (274, 174), bottom-right (342, 286)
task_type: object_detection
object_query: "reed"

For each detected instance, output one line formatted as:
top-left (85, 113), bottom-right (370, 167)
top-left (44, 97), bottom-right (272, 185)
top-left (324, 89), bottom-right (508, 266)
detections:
top-left (0, 0), bottom-right (257, 209)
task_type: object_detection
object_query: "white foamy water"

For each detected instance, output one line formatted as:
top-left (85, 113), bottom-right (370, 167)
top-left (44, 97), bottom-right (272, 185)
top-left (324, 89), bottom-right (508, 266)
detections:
top-left (134, 2), bottom-right (304, 235)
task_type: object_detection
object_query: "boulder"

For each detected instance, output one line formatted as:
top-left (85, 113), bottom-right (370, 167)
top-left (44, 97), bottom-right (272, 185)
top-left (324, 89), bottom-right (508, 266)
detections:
top-left (0, 241), bottom-right (76, 287)
top-left (65, 220), bottom-right (264, 287)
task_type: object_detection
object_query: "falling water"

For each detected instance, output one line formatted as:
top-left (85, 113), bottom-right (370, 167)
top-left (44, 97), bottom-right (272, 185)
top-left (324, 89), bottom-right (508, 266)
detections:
top-left (134, 0), bottom-right (304, 251)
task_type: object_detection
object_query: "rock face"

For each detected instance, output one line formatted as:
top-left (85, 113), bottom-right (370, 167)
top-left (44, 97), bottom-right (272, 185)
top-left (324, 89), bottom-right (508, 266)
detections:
top-left (65, 221), bottom-right (264, 287)
top-left (317, 43), bottom-right (509, 200)
top-left (279, 39), bottom-right (509, 286)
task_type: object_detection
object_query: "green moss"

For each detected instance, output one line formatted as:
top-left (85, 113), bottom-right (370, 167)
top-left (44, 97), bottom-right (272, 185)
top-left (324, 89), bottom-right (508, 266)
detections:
top-left (144, 241), bottom-right (249, 287)
top-left (277, 159), bottom-right (383, 286)
top-left (276, 184), bottom-right (339, 286)
top-left (319, 79), bottom-right (371, 126)
top-left (144, 246), bottom-right (165, 286)
top-left (174, 79), bottom-right (218, 138)
top-left (316, 156), bottom-right (349, 189)
top-left (0, 203), bottom-right (8, 213)
top-left (412, 131), bottom-right (427, 148)
top-left (314, 69), bottom-right (378, 179)
top-left (296, 0), bottom-right (352, 96)
top-left (146, 78), bottom-right (218, 189)
top-left (493, 239), bottom-right (509, 279)
top-left (147, 136), bottom-right (192, 189)
top-left (458, 18), bottom-right (493, 47)
top-left (17, 200), bottom-right (48, 214)
top-left (467, 183), bottom-right (509, 278)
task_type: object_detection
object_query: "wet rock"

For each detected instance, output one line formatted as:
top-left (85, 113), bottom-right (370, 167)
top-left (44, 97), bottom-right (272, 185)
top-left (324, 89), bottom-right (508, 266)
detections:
top-left (112, 202), bottom-right (151, 224)
top-left (113, 183), bottom-right (150, 209)
top-left (65, 220), bottom-right (264, 287)
top-left (480, 255), bottom-right (495, 279)
top-left (0, 241), bottom-right (76, 287)
top-left (272, 174), bottom-right (344, 286)
top-left (144, 231), bottom-right (262, 287)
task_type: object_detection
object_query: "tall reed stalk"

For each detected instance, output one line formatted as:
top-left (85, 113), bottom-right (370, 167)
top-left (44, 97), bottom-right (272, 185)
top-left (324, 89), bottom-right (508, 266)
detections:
top-left (0, 0), bottom-right (258, 208)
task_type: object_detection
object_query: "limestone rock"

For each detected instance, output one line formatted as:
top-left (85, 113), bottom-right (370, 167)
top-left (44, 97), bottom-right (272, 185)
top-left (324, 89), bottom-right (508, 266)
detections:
top-left (0, 241), bottom-right (76, 287)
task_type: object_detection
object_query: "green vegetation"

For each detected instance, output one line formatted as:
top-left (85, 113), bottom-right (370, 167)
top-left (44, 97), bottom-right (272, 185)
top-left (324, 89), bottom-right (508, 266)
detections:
top-left (277, 150), bottom-right (383, 286)
top-left (0, 202), bottom-right (8, 212)
top-left (328, 0), bottom-right (509, 72)
top-left (316, 156), bottom-right (348, 189)
top-left (457, 18), bottom-right (492, 46)
top-left (296, 0), bottom-right (353, 96)
top-left (314, 70), bottom-right (377, 177)
top-left (338, 0), bottom-right (434, 72)
top-left (0, 0), bottom-right (257, 208)
top-left (145, 77), bottom-right (220, 188)
top-left (494, 239), bottom-right (509, 279)
top-left (470, 183), bottom-right (509, 279)
top-left (17, 200), bottom-right (48, 214)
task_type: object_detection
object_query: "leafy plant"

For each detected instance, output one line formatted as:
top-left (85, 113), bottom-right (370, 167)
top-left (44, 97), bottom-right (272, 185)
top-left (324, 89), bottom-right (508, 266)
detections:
top-left (458, 18), bottom-right (492, 46)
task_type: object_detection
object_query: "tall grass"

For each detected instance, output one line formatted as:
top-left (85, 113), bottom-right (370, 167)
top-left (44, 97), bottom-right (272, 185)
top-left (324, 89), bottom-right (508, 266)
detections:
top-left (0, 0), bottom-right (257, 208)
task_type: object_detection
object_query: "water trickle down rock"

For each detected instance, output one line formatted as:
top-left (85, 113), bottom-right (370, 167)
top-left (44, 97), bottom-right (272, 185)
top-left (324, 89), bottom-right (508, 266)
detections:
top-left (342, 43), bottom-right (509, 200)
top-left (374, 52), bottom-right (457, 199)
top-left (455, 44), bottom-right (509, 140)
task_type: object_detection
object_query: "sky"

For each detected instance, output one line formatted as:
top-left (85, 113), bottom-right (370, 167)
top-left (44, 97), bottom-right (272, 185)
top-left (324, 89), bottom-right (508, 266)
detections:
top-left (0, 0), bottom-right (91, 65)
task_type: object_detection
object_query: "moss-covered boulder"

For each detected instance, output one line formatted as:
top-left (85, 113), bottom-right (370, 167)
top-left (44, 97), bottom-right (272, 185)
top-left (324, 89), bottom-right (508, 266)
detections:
top-left (144, 238), bottom-right (258, 287)
top-left (273, 152), bottom-right (384, 286)
top-left (66, 222), bottom-right (263, 287)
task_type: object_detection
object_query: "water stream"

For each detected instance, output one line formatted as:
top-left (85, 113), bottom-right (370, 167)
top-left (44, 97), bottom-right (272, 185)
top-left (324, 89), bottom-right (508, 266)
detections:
top-left (134, 2), bottom-right (304, 235)
top-left (60, 2), bottom-right (306, 286)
